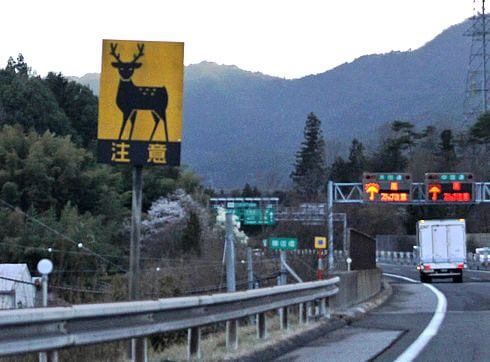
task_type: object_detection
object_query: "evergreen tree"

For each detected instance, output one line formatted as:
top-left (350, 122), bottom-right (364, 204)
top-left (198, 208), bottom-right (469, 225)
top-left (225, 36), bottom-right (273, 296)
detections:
top-left (470, 111), bottom-right (490, 144)
top-left (241, 183), bottom-right (261, 197)
top-left (290, 112), bottom-right (327, 200)
top-left (347, 138), bottom-right (367, 181)
top-left (435, 129), bottom-right (457, 171)
top-left (44, 72), bottom-right (98, 148)
top-left (181, 211), bottom-right (201, 256)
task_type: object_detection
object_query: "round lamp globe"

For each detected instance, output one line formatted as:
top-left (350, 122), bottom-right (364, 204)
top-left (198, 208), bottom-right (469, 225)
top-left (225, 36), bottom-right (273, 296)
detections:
top-left (37, 259), bottom-right (54, 275)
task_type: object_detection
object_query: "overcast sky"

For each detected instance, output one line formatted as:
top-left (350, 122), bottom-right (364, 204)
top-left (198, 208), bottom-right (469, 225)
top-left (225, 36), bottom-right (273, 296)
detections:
top-left (0, 0), bottom-right (475, 79)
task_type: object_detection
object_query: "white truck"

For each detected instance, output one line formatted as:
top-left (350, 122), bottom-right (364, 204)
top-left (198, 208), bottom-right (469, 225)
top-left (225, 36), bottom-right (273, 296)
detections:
top-left (416, 219), bottom-right (466, 283)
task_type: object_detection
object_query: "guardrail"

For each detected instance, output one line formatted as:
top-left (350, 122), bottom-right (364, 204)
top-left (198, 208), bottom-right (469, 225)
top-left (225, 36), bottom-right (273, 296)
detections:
top-left (0, 277), bottom-right (339, 360)
top-left (376, 250), bottom-right (490, 270)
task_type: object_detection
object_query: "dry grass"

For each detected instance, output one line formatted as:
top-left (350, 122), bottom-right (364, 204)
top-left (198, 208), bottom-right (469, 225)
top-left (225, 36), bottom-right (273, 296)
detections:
top-left (150, 310), bottom-right (329, 362)
top-left (0, 341), bottom-right (129, 362)
top-left (0, 312), bottom-right (329, 362)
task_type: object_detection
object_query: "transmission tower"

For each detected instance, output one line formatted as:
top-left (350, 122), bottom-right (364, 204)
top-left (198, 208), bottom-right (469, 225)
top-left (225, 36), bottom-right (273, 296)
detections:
top-left (464, 0), bottom-right (490, 126)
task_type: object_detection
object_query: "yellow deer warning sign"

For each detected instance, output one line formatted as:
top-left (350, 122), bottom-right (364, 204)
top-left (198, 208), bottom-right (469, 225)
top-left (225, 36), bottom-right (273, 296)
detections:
top-left (97, 39), bottom-right (184, 166)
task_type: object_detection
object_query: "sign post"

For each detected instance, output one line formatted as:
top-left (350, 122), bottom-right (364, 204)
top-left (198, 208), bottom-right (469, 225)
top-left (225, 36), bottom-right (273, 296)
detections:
top-left (97, 39), bottom-right (183, 362)
top-left (314, 237), bottom-right (327, 280)
top-left (37, 259), bottom-right (55, 362)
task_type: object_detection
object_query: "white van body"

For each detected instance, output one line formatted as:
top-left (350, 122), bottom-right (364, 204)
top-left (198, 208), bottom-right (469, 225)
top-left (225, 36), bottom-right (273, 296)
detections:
top-left (416, 219), bottom-right (466, 283)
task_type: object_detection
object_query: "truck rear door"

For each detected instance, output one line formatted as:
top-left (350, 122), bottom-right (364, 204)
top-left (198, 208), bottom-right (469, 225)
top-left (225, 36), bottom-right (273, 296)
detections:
top-left (419, 224), bottom-right (433, 263)
top-left (447, 225), bottom-right (465, 262)
top-left (432, 225), bottom-right (449, 262)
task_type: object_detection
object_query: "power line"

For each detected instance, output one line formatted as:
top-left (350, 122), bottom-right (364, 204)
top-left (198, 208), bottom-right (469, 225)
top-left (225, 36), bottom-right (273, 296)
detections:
top-left (0, 199), bottom-right (127, 272)
top-left (0, 275), bottom-right (108, 294)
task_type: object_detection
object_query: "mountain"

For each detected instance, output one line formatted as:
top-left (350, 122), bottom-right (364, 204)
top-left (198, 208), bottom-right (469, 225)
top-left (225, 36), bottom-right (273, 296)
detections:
top-left (73, 20), bottom-right (472, 189)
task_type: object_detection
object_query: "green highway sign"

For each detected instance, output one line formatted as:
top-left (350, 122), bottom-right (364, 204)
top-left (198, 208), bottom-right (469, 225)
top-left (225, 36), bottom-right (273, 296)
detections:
top-left (269, 237), bottom-right (298, 250)
top-left (209, 198), bottom-right (279, 226)
top-left (243, 208), bottom-right (276, 225)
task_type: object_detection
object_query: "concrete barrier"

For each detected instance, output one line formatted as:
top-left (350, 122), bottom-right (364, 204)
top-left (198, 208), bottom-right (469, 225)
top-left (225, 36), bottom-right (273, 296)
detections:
top-left (329, 268), bottom-right (382, 310)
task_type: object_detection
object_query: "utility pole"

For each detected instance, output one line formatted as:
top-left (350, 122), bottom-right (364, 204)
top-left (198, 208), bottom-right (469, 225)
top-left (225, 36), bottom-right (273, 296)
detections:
top-left (225, 212), bottom-right (236, 292)
top-left (224, 212), bottom-right (237, 350)
top-left (247, 247), bottom-right (254, 290)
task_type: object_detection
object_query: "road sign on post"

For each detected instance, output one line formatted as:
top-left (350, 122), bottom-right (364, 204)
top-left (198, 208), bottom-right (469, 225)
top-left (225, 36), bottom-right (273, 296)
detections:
top-left (425, 173), bottom-right (475, 203)
top-left (269, 237), bottom-right (298, 251)
top-left (362, 173), bottom-right (412, 203)
top-left (314, 236), bottom-right (327, 249)
top-left (97, 39), bottom-right (184, 362)
top-left (97, 39), bottom-right (184, 166)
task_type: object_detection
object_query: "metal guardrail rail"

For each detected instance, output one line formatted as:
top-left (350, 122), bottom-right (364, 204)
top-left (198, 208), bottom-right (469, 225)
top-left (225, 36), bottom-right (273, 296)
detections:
top-left (0, 277), bottom-right (339, 359)
top-left (377, 250), bottom-right (490, 270)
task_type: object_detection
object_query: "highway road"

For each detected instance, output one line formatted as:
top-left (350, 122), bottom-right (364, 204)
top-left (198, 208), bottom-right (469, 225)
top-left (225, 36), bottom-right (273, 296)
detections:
top-left (275, 264), bottom-right (490, 362)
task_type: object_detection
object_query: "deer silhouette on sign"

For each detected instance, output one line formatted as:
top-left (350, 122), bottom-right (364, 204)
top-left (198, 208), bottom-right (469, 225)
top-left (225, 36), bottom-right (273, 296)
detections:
top-left (110, 43), bottom-right (169, 141)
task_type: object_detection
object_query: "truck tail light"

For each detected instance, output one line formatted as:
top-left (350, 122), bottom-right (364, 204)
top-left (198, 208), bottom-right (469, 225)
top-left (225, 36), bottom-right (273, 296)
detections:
top-left (424, 265), bottom-right (431, 270)
top-left (457, 263), bottom-right (464, 269)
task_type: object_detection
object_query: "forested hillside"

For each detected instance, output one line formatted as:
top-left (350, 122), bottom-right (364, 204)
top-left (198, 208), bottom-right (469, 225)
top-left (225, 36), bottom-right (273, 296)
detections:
top-left (0, 56), bottom-right (209, 305)
top-left (75, 20), bottom-right (472, 188)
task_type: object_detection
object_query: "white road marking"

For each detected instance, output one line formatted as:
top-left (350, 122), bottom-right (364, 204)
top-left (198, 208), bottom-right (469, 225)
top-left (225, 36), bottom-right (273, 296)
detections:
top-left (383, 273), bottom-right (447, 362)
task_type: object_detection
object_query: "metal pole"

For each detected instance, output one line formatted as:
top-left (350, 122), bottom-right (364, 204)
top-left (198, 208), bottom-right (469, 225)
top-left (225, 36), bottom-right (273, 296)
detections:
top-left (342, 214), bottom-right (347, 256)
top-left (39, 275), bottom-right (48, 362)
top-left (483, 0), bottom-right (488, 112)
top-left (39, 274), bottom-right (58, 362)
top-left (317, 250), bottom-right (324, 280)
top-left (42, 274), bottom-right (48, 307)
top-left (130, 165), bottom-right (145, 362)
top-left (225, 212), bottom-right (236, 292)
top-left (280, 251), bottom-right (287, 285)
top-left (327, 181), bottom-right (334, 270)
top-left (247, 247), bottom-right (254, 290)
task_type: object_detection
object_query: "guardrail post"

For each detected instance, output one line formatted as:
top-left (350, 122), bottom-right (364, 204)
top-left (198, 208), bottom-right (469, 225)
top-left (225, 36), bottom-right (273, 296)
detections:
top-left (257, 312), bottom-right (267, 339)
top-left (280, 306), bottom-right (288, 330)
top-left (226, 319), bottom-right (238, 351)
top-left (320, 298), bottom-right (330, 318)
top-left (132, 337), bottom-right (147, 362)
top-left (299, 302), bottom-right (308, 324)
top-left (188, 327), bottom-right (201, 359)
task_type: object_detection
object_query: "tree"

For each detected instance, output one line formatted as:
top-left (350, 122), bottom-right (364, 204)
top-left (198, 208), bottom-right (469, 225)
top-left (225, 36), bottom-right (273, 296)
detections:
top-left (470, 111), bottom-right (490, 144)
top-left (45, 72), bottom-right (98, 148)
top-left (0, 58), bottom-right (73, 136)
top-left (370, 121), bottom-right (420, 172)
top-left (290, 113), bottom-right (327, 200)
top-left (180, 211), bottom-right (201, 256)
top-left (241, 183), bottom-right (261, 197)
top-left (435, 129), bottom-right (457, 171)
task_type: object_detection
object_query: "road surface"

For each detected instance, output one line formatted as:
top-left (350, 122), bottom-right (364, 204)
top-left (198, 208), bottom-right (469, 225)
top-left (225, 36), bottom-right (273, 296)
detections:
top-left (275, 264), bottom-right (490, 361)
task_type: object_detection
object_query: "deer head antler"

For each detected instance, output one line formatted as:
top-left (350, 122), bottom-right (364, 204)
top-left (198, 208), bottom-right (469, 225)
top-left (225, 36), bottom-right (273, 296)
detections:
top-left (132, 44), bottom-right (145, 63)
top-left (109, 43), bottom-right (122, 63)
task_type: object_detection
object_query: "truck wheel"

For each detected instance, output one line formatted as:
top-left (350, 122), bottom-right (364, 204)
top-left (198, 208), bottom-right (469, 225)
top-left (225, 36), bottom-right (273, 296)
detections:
top-left (453, 273), bottom-right (463, 283)
top-left (420, 272), bottom-right (427, 283)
